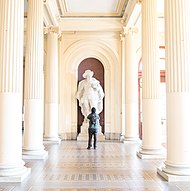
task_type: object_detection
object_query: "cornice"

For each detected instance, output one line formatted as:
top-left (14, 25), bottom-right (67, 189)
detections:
top-left (43, 0), bottom-right (59, 27)
top-left (122, 0), bottom-right (141, 25)
top-left (59, 17), bottom-right (123, 32)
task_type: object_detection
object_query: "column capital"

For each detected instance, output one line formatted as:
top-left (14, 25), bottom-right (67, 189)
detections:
top-left (123, 27), bottom-right (138, 35)
top-left (58, 33), bottom-right (63, 41)
top-left (120, 27), bottom-right (138, 41)
top-left (120, 32), bottom-right (125, 41)
top-left (44, 26), bottom-right (60, 35)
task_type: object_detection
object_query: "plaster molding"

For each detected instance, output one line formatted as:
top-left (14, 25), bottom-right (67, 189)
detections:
top-left (122, 0), bottom-right (136, 25)
top-left (44, 26), bottom-right (60, 34)
top-left (59, 18), bottom-right (123, 32)
top-left (43, 0), bottom-right (59, 26)
top-left (120, 32), bottom-right (125, 41)
top-left (123, 27), bottom-right (138, 35)
top-left (122, 0), bottom-right (141, 28)
top-left (58, 0), bottom-right (126, 17)
top-left (120, 26), bottom-right (138, 40)
top-left (63, 39), bottom-right (119, 71)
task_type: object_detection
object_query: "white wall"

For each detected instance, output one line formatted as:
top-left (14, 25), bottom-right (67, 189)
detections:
top-left (58, 31), bottom-right (122, 140)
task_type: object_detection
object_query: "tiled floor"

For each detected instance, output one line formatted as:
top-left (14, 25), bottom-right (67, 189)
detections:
top-left (1, 141), bottom-right (190, 191)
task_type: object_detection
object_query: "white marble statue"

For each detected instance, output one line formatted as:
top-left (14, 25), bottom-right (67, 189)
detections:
top-left (76, 70), bottom-right (104, 119)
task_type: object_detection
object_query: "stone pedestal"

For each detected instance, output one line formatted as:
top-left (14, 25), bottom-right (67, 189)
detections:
top-left (77, 122), bottom-right (105, 141)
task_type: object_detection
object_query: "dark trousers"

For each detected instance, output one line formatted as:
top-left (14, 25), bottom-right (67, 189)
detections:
top-left (88, 128), bottom-right (98, 148)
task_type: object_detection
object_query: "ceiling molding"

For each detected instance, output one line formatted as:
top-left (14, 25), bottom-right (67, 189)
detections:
top-left (44, 0), bottom-right (60, 26)
top-left (125, 2), bottom-right (141, 29)
top-left (122, 0), bottom-right (137, 25)
top-left (60, 18), bottom-right (123, 32)
top-left (58, 0), bottom-right (127, 18)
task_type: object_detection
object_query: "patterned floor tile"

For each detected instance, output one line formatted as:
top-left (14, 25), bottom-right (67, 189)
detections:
top-left (0, 141), bottom-right (190, 191)
top-left (0, 187), bottom-right (15, 191)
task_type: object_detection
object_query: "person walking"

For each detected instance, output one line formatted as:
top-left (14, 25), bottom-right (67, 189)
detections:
top-left (87, 107), bottom-right (100, 149)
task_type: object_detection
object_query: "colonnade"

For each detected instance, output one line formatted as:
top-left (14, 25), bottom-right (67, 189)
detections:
top-left (0, 0), bottom-right (30, 182)
top-left (158, 0), bottom-right (190, 181)
top-left (122, 0), bottom-right (190, 181)
top-left (0, 0), bottom-right (60, 181)
top-left (0, 0), bottom-right (190, 182)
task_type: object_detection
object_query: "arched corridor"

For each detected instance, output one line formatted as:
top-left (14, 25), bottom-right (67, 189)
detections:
top-left (1, 141), bottom-right (190, 190)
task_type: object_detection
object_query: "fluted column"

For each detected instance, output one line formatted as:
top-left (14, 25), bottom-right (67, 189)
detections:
top-left (137, 0), bottom-right (164, 158)
top-left (44, 28), bottom-right (61, 143)
top-left (23, 0), bottom-right (48, 159)
top-left (0, 0), bottom-right (30, 181)
top-left (158, 0), bottom-right (190, 181)
top-left (120, 29), bottom-right (126, 141)
top-left (123, 28), bottom-right (139, 142)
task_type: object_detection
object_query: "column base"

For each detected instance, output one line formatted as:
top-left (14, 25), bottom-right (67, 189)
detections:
top-left (77, 133), bottom-right (105, 141)
top-left (0, 167), bottom-right (31, 182)
top-left (123, 137), bottom-right (140, 143)
top-left (43, 137), bottom-right (61, 144)
top-left (22, 149), bottom-right (48, 160)
top-left (137, 148), bottom-right (166, 159)
top-left (157, 167), bottom-right (190, 182)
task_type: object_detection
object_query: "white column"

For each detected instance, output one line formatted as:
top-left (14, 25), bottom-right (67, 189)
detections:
top-left (23, 0), bottom-right (48, 159)
top-left (120, 29), bottom-right (126, 142)
top-left (44, 29), bottom-right (61, 143)
top-left (0, 0), bottom-right (30, 181)
top-left (123, 28), bottom-right (139, 142)
top-left (137, 0), bottom-right (164, 159)
top-left (158, 0), bottom-right (190, 181)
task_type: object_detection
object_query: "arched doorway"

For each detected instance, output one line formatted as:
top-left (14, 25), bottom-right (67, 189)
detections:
top-left (60, 39), bottom-right (120, 140)
top-left (77, 57), bottom-right (104, 135)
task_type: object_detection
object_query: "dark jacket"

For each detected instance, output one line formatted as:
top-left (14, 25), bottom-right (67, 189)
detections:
top-left (87, 113), bottom-right (100, 129)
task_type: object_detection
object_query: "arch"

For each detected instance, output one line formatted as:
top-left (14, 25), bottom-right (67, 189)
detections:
top-left (77, 57), bottom-right (105, 134)
top-left (59, 39), bottom-right (121, 139)
top-left (64, 39), bottom-right (118, 71)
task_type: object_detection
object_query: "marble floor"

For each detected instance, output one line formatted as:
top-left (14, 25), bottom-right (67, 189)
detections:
top-left (1, 140), bottom-right (190, 191)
